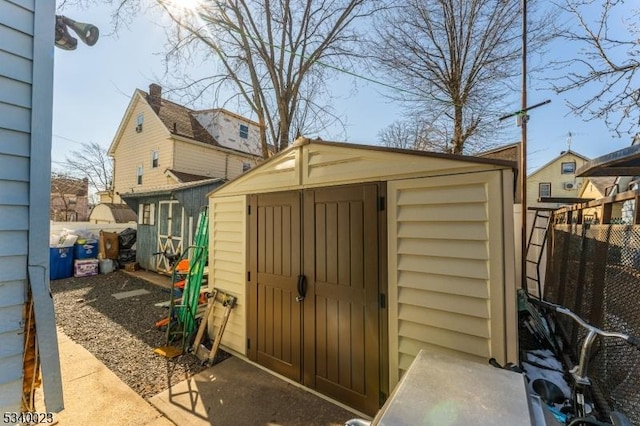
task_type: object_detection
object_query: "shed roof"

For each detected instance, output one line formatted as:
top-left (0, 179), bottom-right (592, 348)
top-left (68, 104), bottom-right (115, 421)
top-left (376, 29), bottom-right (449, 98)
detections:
top-left (576, 144), bottom-right (640, 177)
top-left (209, 138), bottom-right (516, 198)
top-left (91, 203), bottom-right (137, 223)
top-left (121, 177), bottom-right (225, 199)
top-left (165, 169), bottom-right (212, 183)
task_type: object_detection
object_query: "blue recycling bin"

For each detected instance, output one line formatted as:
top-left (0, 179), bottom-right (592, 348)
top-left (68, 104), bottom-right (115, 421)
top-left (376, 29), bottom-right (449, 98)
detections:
top-left (50, 247), bottom-right (74, 280)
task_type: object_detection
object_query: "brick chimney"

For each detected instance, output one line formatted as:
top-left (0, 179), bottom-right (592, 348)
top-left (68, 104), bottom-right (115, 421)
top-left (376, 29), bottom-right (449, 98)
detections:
top-left (148, 83), bottom-right (162, 113)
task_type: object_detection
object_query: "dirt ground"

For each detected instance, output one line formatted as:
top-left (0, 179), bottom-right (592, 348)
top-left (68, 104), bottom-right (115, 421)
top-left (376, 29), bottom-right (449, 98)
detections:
top-left (51, 270), bottom-right (219, 399)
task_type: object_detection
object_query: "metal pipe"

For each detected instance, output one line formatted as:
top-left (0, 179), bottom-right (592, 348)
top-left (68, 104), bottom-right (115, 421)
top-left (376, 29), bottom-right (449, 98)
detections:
top-left (521, 0), bottom-right (528, 289)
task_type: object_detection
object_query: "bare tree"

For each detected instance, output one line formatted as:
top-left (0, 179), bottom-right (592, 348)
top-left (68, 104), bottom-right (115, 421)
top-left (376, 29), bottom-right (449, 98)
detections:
top-left (551, 0), bottom-right (640, 136)
top-left (371, 0), bottom-right (553, 154)
top-left (60, 142), bottom-right (113, 201)
top-left (60, 1), bottom-right (383, 157)
top-left (50, 173), bottom-right (90, 221)
top-left (378, 119), bottom-right (443, 151)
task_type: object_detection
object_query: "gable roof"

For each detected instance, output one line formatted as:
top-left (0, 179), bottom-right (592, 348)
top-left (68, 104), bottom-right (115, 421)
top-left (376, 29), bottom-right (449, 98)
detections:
top-left (209, 138), bottom-right (516, 197)
top-left (527, 150), bottom-right (590, 178)
top-left (477, 142), bottom-right (520, 163)
top-left (142, 89), bottom-right (218, 146)
top-left (108, 86), bottom-right (262, 158)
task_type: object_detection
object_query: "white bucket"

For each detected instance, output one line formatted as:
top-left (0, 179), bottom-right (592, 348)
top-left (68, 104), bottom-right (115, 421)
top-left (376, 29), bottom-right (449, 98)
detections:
top-left (99, 258), bottom-right (114, 274)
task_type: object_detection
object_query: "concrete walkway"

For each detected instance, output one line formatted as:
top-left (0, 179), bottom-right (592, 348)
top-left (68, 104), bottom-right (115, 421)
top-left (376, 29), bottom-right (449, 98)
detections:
top-left (36, 329), bottom-right (173, 426)
top-left (149, 357), bottom-right (360, 426)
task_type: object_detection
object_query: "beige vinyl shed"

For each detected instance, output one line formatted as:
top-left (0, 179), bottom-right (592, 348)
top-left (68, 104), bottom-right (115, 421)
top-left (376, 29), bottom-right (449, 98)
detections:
top-left (207, 138), bottom-right (518, 415)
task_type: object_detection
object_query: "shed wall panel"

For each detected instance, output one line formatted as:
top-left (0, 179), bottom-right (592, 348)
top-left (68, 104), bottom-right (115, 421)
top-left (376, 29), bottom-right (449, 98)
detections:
top-left (387, 171), bottom-right (508, 387)
top-left (0, 281), bottom-right (25, 308)
top-left (0, 2), bottom-right (34, 34)
top-left (208, 195), bottom-right (246, 354)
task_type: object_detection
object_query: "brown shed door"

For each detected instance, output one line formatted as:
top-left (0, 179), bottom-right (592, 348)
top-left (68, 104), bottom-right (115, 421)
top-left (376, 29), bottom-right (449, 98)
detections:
top-left (303, 185), bottom-right (380, 415)
top-left (251, 192), bottom-right (302, 380)
top-left (249, 185), bottom-right (380, 415)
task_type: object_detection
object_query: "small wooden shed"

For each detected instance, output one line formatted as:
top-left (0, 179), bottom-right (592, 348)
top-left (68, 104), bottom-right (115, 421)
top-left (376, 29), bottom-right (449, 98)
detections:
top-left (121, 178), bottom-right (224, 272)
top-left (207, 139), bottom-right (518, 415)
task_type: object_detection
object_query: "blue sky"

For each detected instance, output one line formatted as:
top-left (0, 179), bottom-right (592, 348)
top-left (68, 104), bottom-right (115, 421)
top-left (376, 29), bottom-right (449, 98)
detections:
top-left (52, 2), bottom-right (635, 174)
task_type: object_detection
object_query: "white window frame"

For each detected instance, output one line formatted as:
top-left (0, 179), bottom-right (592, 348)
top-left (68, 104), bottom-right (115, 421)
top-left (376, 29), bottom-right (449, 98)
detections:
top-left (152, 150), bottom-right (159, 168)
top-left (138, 203), bottom-right (155, 225)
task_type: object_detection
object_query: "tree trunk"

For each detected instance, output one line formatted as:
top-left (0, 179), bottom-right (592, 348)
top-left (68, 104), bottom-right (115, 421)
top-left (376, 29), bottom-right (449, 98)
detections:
top-left (452, 104), bottom-right (464, 154)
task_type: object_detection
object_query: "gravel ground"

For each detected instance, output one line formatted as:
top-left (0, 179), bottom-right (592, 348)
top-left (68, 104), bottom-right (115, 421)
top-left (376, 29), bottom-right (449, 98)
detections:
top-left (51, 270), bottom-right (216, 399)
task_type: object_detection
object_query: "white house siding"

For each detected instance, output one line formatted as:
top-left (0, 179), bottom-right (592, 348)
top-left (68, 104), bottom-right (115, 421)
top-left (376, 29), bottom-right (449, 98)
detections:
top-left (387, 171), bottom-right (511, 387)
top-left (207, 195), bottom-right (246, 354)
top-left (112, 96), bottom-right (173, 202)
top-left (173, 139), bottom-right (252, 181)
top-left (0, 0), bottom-right (61, 415)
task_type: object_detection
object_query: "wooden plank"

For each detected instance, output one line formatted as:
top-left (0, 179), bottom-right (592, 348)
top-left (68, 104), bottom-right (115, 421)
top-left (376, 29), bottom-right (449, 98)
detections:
top-left (0, 75), bottom-right (30, 108)
top-left (0, 281), bottom-right (25, 308)
top-left (0, 24), bottom-right (33, 60)
top-left (0, 129), bottom-right (29, 157)
top-left (0, 50), bottom-right (32, 84)
top-left (0, 231), bottom-right (27, 257)
top-left (0, 255), bottom-right (27, 281)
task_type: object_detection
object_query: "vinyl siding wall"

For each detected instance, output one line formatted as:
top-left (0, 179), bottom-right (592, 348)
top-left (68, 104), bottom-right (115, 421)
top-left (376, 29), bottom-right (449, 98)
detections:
top-left (207, 195), bottom-right (246, 354)
top-left (0, 0), bottom-right (63, 414)
top-left (0, 0), bottom-right (34, 412)
top-left (527, 152), bottom-right (589, 207)
top-left (112, 98), bottom-right (173, 201)
top-left (387, 171), bottom-right (511, 387)
top-left (173, 139), bottom-right (253, 181)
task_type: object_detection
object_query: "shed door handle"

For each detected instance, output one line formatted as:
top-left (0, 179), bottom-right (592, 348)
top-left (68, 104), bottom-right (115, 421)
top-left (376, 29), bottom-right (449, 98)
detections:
top-left (296, 275), bottom-right (306, 302)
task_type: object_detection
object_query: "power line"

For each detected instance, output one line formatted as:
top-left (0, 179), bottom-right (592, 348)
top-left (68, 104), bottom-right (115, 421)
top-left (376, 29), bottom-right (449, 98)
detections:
top-left (52, 133), bottom-right (85, 145)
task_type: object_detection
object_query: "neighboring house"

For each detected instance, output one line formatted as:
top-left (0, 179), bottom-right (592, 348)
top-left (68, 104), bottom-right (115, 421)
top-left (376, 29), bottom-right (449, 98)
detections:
top-left (526, 150), bottom-right (590, 208)
top-left (0, 0), bottom-right (62, 414)
top-left (108, 83), bottom-right (261, 204)
top-left (577, 177), bottom-right (618, 223)
top-left (50, 176), bottom-right (90, 221)
top-left (120, 178), bottom-right (225, 273)
top-left (88, 203), bottom-right (137, 224)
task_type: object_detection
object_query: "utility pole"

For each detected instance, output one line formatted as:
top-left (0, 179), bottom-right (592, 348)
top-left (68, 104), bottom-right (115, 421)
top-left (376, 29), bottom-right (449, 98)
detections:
top-left (521, 0), bottom-right (528, 291)
top-left (499, 0), bottom-right (550, 292)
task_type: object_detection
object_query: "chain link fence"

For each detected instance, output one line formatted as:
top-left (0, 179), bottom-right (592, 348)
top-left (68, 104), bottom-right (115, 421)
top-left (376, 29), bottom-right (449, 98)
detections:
top-left (545, 224), bottom-right (640, 422)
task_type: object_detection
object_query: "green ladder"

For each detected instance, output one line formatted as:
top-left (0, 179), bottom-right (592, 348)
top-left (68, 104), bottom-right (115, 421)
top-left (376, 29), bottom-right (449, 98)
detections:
top-left (165, 207), bottom-right (209, 352)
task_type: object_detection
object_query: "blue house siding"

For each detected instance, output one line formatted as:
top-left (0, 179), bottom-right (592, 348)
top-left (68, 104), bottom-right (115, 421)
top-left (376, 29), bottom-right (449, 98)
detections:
top-left (0, 0), bottom-right (62, 414)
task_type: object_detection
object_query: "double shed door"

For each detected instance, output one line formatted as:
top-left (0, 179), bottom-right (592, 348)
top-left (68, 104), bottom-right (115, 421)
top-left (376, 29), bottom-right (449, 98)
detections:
top-left (248, 184), bottom-right (382, 415)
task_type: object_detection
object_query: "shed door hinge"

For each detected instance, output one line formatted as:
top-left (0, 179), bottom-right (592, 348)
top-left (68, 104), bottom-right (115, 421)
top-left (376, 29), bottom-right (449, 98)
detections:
top-left (379, 293), bottom-right (386, 309)
top-left (247, 205), bottom-right (251, 215)
top-left (378, 196), bottom-right (385, 211)
top-left (247, 338), bottom-right (251, 350)
top-left (247, 271), bottom-right (251, 282)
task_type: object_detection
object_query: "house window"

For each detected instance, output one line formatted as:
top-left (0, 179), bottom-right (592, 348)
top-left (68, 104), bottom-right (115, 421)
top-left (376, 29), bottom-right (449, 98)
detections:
top-left (242, 162), bottom-right (252, 172)
top-left (152, 150), bottom-right (159, 168)
top-left (138, 203), bottom-right (155, 225)
top-left (539, 182), bottom-right (551, 198)
top-left (137, 166), bottom-right (143, 185)
top-left (561, 161), bottom-right (576, 174)
top-left (136, 113), bottom-right (144, 132)
top-left (239, 124), bottom-right (249, 139)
